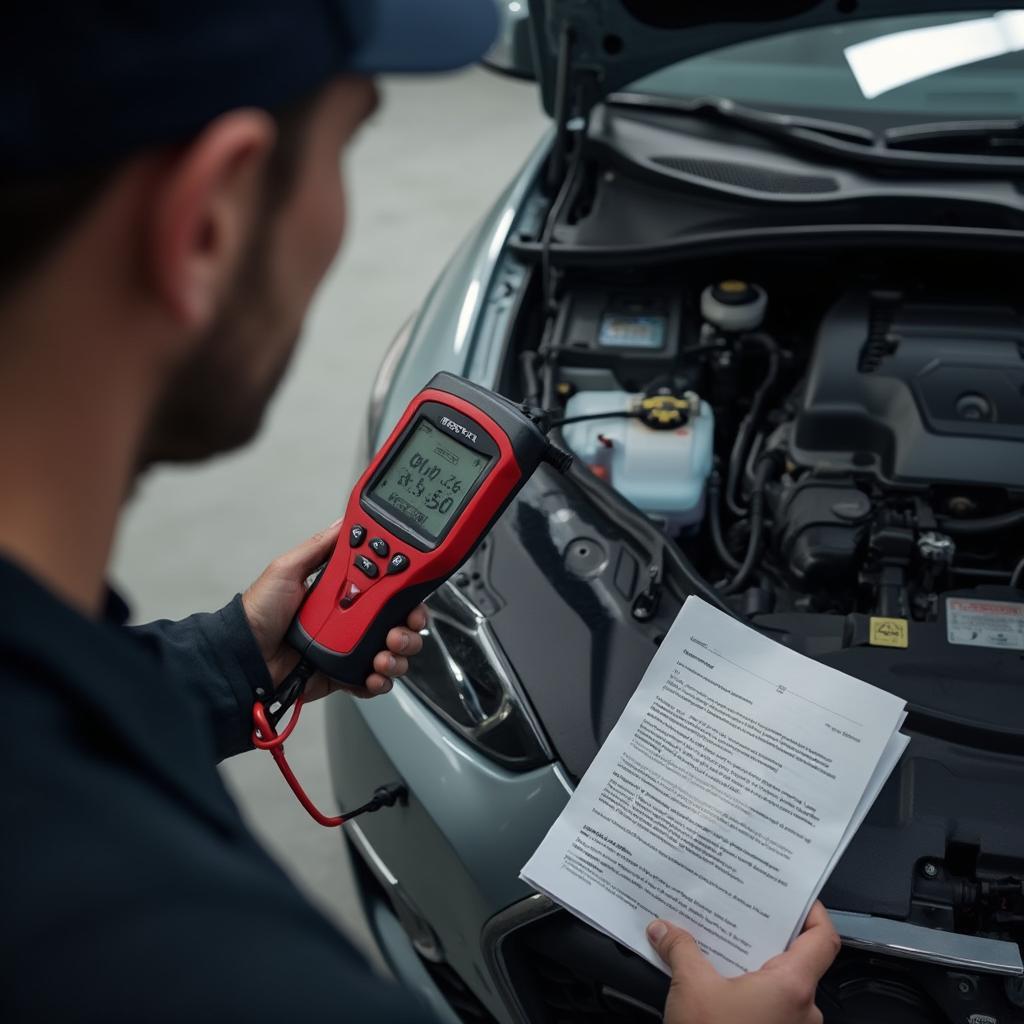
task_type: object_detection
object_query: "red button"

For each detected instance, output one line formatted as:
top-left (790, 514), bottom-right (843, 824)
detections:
top-left (340, 580), bottom-right (363, 608)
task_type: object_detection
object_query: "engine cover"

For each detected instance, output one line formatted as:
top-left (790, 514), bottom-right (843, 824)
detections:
top-left (790, 290), bottom-right (1024, 488)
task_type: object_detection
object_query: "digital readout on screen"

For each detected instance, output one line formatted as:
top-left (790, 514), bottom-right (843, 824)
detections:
top-left (369, 419), bottom-right (491, 540)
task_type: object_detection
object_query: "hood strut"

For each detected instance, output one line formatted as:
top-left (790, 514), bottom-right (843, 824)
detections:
top-left (546, 20), bottom-right (599, 193)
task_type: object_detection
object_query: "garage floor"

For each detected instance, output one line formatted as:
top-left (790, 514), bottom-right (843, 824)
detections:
top-left (112, 68), bottom-right (547, 967)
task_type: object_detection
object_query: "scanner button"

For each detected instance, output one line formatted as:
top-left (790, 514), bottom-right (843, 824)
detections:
top-left (340, 580), bottom-right (363, 608)
top-left (369, 537), bottom-right (390, 558)
top-left (354, 554), bottom-right (379, 579)
top-left (349, 524), bottom-right (367, 548)
top-left (387, 553), bottom-right (410, 575)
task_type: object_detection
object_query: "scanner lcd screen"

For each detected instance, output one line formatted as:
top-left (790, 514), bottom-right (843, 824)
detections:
top-left (369, 419), bottom-right (490, 540)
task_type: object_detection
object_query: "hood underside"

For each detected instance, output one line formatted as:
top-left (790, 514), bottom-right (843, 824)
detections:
top-left (528, 1), bottom-right (1024, 115)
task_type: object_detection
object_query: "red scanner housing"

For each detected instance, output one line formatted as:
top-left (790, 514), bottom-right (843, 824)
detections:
top-left (287, 373), bottom-right (556, 684)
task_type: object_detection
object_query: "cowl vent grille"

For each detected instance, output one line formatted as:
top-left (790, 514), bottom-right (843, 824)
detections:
top-left (651, 155), bottom-right (840, 195)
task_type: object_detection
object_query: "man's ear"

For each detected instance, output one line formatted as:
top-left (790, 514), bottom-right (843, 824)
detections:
top-left (148, 109), bottom-right (277, 331)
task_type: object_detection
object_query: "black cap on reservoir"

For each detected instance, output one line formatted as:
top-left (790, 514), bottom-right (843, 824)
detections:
top-left (2, 0), bottom-right (500, 176)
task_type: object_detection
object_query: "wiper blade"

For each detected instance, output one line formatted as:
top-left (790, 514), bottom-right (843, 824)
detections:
top-left (884, 118), bottom-right (1024, 156)
top-left (609, 93), bottom-right (877, 149)
top-left (606, 92), bottom-right (1024, 174)
top-left (684, 96), bottom-right (877, 149)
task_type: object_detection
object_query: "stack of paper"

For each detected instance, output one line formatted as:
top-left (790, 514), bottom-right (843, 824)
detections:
top-left (522, 596), bottom-right (908, 977)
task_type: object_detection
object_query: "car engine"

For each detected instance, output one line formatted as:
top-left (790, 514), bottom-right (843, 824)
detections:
top-left (534, 267), bottom-right (1024, 630)
top-left (792, 290), bottom-right (1024, 489)
top-left (478, 247), bottom-right (1024, 1022)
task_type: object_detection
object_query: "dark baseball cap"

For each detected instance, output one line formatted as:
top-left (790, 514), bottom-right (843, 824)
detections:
top-left (3, 1), bottom-right (500, 176)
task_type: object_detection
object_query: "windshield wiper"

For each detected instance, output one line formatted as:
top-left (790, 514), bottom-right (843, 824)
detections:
top-left (683, 95), bottom-right (878, 148)
top-left (609, 92), bottom-right (877, 148)
top-left (884, 118), bottom-right (1024, 156)
top-left (606, 92), bottom-right (1024, 174)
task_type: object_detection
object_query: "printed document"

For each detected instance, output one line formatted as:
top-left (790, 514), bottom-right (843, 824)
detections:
top-left (522, 596), bottom-right (909, 977)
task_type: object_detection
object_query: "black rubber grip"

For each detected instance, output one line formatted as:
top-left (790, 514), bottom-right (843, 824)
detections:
top-left (287, 576), bottom-right (440, 687)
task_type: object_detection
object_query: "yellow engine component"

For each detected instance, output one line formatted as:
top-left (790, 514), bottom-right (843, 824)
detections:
top-left (639, 394), bottom-right (691, 430)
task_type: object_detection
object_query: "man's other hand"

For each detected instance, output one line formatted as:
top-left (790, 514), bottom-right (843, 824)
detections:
top-left (242, 521), bottom-right (426, 700)
top-left (648, 902), bottom-right (840, 1024)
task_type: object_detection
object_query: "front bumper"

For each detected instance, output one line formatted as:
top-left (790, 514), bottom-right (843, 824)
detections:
top-left (324, 681), bottom-right (570, 1023)
top-left (481, 893), bottom-right (1024, 1024)
top-left (326, 686), bottom-right (1024, 1024)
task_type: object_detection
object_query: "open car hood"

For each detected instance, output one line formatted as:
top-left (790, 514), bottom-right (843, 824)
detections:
top-left (528, 1), bottom-right (1024, 116)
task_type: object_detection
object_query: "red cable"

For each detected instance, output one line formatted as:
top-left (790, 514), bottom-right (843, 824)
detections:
top-left (252, 694), bottom-right (304, 749)
top-left (252, 698), bottom-right (348, 828)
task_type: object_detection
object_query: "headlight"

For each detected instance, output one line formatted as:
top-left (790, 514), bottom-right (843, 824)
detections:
top-left (366, 313), bottom-right (417, 456)
top-left (402, 581), bottom-right (551, 771)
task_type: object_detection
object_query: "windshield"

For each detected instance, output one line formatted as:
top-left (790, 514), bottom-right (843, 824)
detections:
top-left (625, 12), bottom-right (1024, 124)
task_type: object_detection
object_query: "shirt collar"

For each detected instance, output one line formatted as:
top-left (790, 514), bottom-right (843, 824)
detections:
top-left (103, 585), bottom-right (131, 626)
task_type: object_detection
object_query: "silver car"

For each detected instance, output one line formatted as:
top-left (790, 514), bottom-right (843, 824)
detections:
top-left (329, 4), bottom-right (1024, 1022)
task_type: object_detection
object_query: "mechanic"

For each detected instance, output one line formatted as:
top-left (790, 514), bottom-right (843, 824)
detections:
top-left (0, 2), bottom-right (840, 1021)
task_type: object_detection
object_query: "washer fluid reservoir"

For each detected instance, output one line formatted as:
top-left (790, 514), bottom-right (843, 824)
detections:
top-left (561, 389), bottom-right (714, 533)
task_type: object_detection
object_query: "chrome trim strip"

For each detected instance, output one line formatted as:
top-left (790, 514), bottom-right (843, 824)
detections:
top-left (347, 819), bottom-right (446, 965)
top-left (440, 581), bottom-right (556, 762)
top-left (552, 762), bottom-right (575, 797)
top-left (346, 821), bottom-right (398, 888)
top-left (832, 911), bottom-right (1024, 976)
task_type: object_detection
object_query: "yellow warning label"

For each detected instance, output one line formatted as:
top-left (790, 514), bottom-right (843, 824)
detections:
top-left (869, 617), bottom-right (909, 649)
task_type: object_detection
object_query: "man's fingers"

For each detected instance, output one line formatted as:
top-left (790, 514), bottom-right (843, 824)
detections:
top-left (362, 674), bottom-right (394, 696)
top-left (373, 650), bottom-right (408, 678)
top-left (386, 626), bottom-right (423, 657)
top-left (406, 605), bottom-right (428, 632)
top-left (803, 901), bottom-right (832, 933)
top-left (647, 921), bottom-right (719, 986)
top-left (777, 903), bottom-right (841, 982)
top-left (322, 674), bottom-right (394, 701)
top-left (272, 519), bottom-right (344, 580)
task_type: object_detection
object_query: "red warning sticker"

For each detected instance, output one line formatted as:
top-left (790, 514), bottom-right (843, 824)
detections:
top-left (946, 597), bottom-right (1024, 651)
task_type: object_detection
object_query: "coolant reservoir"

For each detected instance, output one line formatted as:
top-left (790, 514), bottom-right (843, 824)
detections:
top-left (561, 390), bottom-right (714, 533)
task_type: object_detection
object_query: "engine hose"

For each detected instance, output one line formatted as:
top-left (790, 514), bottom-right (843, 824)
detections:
top-left (548, 410), bottom-right (641, 428)
top-left (1011, 556), bottom-right (1024, 589)
top-left (720, 457), bottom-right (777, 596)
top-left (725, 333), bottom-right (780, 518)
top-left (937, 507), bottom-right (1024, 535)
top-left (520, 350), bottom-right (541, 407)
top-left (708, 470), bottom-right (741, 571)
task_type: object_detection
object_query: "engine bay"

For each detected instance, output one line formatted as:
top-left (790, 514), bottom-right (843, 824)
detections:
top-left (515, 248), bottom-right (1024, 634)
top-left (480, 244), bottom-right (1024, 982)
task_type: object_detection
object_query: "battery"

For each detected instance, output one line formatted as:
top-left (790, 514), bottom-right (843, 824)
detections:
top-left (553, 286), bottom-right (683, 388)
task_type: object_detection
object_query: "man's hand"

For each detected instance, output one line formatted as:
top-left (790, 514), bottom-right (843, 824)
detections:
top-left (647, 902), bottom-right (840, 1024)
top-left (242, 521), bottom-right (426, 700)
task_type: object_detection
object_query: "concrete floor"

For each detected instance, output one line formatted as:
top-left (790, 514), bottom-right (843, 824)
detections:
top-left (112, 68), bottom-right (547, 966)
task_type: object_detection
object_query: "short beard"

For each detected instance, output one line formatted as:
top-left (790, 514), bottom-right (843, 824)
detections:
top-left (139, 219), bottom-right (301, 467)
top-left (139, 91), bottom-right (318, 469)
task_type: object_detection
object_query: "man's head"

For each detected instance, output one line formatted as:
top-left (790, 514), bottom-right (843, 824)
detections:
top-left (0, 1), bottom-right (496, 466)
top-left (141, 78), bottom-right (379, 462)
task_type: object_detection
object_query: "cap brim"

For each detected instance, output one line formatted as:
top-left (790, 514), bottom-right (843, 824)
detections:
top-left (344, 0), bottom-right (500, 75)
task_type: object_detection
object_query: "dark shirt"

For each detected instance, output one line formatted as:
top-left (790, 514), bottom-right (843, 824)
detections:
top-left (0, 556), bottom-right (433, 1023)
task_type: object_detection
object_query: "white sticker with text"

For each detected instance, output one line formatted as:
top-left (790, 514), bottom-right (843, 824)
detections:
top-left (946, 597), bottom-right (1024, 651)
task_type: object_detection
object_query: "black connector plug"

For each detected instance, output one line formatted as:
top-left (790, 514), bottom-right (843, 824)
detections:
top-left (370, 782), bottom-right (408, 809)
top-left (340, 781), bottom-right (408, 824)
top-left (543, 443), bottom-right (574, 475)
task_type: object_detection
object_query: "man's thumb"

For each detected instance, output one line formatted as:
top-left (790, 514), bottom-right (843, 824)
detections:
top-left (647, 920), bottom-right (716, 982)
top-left (275, 519), bottom-right (344, 579)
